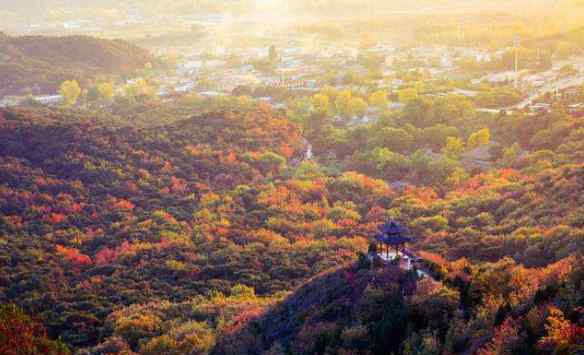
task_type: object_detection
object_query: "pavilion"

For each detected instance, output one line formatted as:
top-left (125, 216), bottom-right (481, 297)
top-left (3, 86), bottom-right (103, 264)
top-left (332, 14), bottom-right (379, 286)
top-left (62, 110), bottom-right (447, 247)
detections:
top-left (373, 220), bottom-right (412, 260)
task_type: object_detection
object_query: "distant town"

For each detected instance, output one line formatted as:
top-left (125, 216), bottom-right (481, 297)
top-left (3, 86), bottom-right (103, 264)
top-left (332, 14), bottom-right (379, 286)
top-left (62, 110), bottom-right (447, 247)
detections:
top-left (3, 30), bottom-right (584, 119)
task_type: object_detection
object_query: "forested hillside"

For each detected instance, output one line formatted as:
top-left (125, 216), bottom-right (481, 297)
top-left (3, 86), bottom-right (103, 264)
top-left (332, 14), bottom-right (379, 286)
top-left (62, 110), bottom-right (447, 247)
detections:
top-left (0, 101), bottom-right (582, 354)
top-left (0, 106), bottom-right (378, 348)
top-left (0, 33), bottom-right (153, 96)
top-left (212, 257), bottom-right (582, 354)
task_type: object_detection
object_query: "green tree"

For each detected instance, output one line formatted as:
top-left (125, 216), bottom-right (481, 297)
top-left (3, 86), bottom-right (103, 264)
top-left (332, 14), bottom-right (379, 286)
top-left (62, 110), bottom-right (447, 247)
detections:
top-left (371, 148), bottom-right (410, 179)
top-left (259, 152), bottom-right (286, 175)
top-left (373, 127), bottom-right (414, 153)
top-left (59, 80), bottom-right (81, 106)
top-left (422, 125), bottom-right (460, 151)
top-left (427, 157), bottom-right (460, 185)
top-left (410, 149), bottom-right (432, 180)
top-left (500, 142), bottom-right (521, 166)
top-left (86, 87), bottom-right (100, 102)
top-left (287, 97), bottom-right (312, 129)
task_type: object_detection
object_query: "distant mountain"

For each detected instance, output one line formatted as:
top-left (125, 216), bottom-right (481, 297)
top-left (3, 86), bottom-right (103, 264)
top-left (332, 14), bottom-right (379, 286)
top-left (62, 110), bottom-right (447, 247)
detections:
top-left (0, 33), bottom-right (153, 96)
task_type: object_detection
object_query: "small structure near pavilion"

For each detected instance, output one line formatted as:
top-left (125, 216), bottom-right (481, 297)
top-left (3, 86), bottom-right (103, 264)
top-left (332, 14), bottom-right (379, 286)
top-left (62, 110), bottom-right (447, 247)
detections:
top-left (372, 220), bottom-right (412, 261)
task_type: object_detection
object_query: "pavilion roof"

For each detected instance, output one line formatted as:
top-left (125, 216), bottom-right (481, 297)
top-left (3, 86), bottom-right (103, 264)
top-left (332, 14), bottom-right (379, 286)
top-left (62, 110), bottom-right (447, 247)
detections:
top-left (375, 233), bottom-right (412, 246)
top-left (379, 220), bottom-right (408, 236)
top-left (375, 220), bottom-right (413, 245)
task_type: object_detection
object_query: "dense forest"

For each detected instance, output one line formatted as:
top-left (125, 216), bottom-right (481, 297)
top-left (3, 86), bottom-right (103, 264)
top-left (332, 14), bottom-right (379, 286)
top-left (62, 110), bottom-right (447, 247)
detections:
top-left (0, 33), bottom-right (154, 96)
top-left (0, 95), bottom-right (581, 354)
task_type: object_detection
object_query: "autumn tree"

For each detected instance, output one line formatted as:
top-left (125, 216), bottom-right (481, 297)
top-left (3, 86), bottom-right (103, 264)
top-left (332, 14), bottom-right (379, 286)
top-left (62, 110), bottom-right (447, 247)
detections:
top-left (442, 137), bottom-right (465, 159)
top-left (369, 90), bottom-right (389, 109)
top-left (398, 88), bottom-right (418, 103)
top-left (0, 304), bottom-right (70, 355)
top-left (335, 90), bottom-right (353, 117)
top-left (351, 97), bottom-right (368, 117)
top-left (125, 78), bottom-right (156, 102)
top-left (59, 80), bottom-right (81, 106)
top-left (538, 307), bottom-right (581, 353)
top-left (312, 93), bottom-right (331, 117)
top-left (96, 81), bottom-right (116, 102)
top-left (468, 128), bottom-right (490, 150)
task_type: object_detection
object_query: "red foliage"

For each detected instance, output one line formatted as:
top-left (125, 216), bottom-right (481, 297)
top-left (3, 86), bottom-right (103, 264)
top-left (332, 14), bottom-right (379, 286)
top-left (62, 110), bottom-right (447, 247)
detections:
top-left (46, 213), bottom-right (66, 225)
top-left (94, 241), bottom-right (134, 265)
top-left (478, 318), bottom-right (521, 355)
top-left (94, 247), bottom-right (117, 265)
top-left (111, 198), bottom-right (135, 211)
top-left (56, 245), bottom-right (92, 266)
top-left (225, 307), bottom-right (264, 333)
top-left (0, 304), bottom-right (68, 355)
top-left (169, 176), bottom-right (188, 194)
top-left (403, 186), bottom-right (438, 206)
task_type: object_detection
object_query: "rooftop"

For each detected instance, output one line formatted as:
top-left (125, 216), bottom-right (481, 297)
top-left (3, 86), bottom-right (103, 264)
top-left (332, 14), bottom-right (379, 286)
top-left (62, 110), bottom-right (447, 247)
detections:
top-left (375, 220), bottom-right (413, 245)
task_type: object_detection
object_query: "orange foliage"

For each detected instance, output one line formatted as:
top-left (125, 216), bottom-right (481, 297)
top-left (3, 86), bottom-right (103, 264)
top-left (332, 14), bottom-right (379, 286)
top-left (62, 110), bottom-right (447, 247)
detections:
top-left (403, 186), bottom-right (438, 207)
top-left (258, 186), bottom-right (293, 206)
top-left (111, 198), bottom-right (135, 211)
top-left (418, 250), bottom-right (449, 269)
top-left (160, 160), bottom-right (174, 174)
top-left (46, 213), bottom-right (66, 225)
top-left (221, 151), bottom-right (238, 165)
top-left (478, 318), bottom-right (520, 355)
top-left (94, 247), bottom-right (117, 265)
top-left (56, 245), bottom-right (92, 266)
top-left (538, 306), bottom-right (583, 352)
top-left (95, 241), bottom-right (137, 265)
top-left (169, 176), bottom-right (188, 194)
top-left (225, 307), bottom-right (264, 333)
top-left (279, 143), bottom-right (294, 159)
top-left (364, 206), bottom-right (386, 223)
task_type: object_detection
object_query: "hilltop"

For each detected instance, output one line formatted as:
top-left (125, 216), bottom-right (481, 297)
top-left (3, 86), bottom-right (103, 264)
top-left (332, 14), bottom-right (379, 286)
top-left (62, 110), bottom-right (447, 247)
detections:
top-left (210, 257), bottom-right (582, 354)
top-left (0, 33), bottom-right (154, 96)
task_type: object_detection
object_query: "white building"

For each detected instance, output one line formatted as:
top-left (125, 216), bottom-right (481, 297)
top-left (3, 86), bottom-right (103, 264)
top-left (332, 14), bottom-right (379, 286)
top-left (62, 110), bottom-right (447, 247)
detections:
top-left (34, 95), bottom-right (63, 105)
top-left (0, 96), bottom-right (24, 107)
